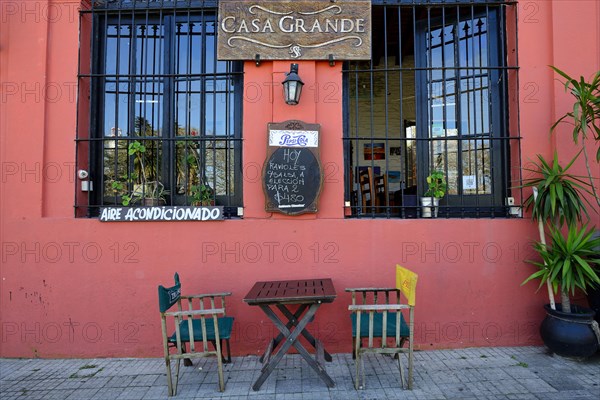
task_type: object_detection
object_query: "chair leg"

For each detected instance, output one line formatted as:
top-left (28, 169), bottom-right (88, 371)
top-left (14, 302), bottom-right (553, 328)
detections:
top-left (354, 352), bottom-right (361, 390)
top-left (354, 337), bottom-right (363, 389)
top-left (360, 352), bottom-right (366, 389)
top-left (210, 339), bottom-right (231, 364)
top-left (165, 358), bottom-right (174, 397)
top-left (179, 343), bottom-right (193, 367)
top-left (173, 358), bottom-right (181, 396)
top-left (398, 352), bottom-right (406, 389)
top-left (408, 345), bottom-right (414, 390)
top-left (352, 337), bottom-right (362, 360)
top-left (225, 339), bottom-right (232, 363)
top-left (215, 338), bottom-right (225, 392)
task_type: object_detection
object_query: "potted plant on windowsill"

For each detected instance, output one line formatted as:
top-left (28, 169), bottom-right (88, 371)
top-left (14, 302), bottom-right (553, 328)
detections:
top-left (112, 178), bottom-right (169, 206)
top-left (190, 183), bottom-right (214, 206)
top-left (133, 181), bottom-right (168, 206)
top-left (111, 140), bottom-right (168, 206)
top-left (421, 170), bottom-right (446, 218)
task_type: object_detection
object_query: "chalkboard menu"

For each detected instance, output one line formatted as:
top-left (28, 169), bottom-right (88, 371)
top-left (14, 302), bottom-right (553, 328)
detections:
top-left (263, 120), bottom-right (322, 215)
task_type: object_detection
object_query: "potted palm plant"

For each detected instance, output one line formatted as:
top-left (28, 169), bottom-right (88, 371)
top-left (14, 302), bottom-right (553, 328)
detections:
top-left (550, 67), bottom-right (600, 324)
top-left (421, 170), bottom-right (446, 218)
top-left (522, 152), bottom-right (600, 357)
top-left (521, 66), bottom-right (600, 358)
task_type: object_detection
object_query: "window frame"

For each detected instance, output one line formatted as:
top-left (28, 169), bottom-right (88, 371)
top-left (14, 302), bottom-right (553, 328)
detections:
top-left (342, 1), bottom-right (518, 219)
top-left (414, 7), bottom-right (508, 215)
top-left (78, 2), bottom-right (243, 217)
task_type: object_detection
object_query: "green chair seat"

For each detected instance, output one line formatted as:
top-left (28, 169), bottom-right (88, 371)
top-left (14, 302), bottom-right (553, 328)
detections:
top-left (169, 316), bottom-right (234, 343)
top-left (351, 312), bottom-right (409, 338)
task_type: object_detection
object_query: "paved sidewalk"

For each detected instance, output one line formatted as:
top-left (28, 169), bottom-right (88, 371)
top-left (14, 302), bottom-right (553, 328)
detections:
top-left (1, 346), bottom-right (599, 400)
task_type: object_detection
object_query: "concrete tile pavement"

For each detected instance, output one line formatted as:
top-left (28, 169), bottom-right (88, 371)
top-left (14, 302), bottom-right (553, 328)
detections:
top-left (0, 347), bottom-right (599, 400)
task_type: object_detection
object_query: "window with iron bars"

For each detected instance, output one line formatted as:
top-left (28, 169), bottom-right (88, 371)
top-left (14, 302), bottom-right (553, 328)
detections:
top-left (344, 0), bottom-right (520, 218)
top-left (76, 1), bottom-right (243, 218)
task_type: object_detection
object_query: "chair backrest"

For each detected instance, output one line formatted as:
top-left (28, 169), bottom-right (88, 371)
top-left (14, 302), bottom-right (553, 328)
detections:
top-left (358, 167), bottom-right (374, 209)
top-left (158, 272), bottom-right (181, 312)
top-left (395, 265), bottom-right (418, 306)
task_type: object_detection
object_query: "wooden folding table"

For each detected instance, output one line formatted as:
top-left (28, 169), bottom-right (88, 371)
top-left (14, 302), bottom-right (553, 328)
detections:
top-left (243, 278), bottom-right (337, 390)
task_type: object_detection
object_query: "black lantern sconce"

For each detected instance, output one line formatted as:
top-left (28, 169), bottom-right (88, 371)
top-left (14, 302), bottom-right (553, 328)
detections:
top-left (282, 63), bottom-right (304, 105)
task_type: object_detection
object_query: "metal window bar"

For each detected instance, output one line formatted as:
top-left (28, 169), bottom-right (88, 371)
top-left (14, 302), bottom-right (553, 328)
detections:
top-left (343, 2), bottom-right (520, 219)
top-left (76, 1), bottom-right (242, 217)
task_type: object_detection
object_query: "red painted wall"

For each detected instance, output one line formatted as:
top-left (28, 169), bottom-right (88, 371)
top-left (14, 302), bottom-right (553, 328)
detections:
top-left (1, 1), bottom-right (599, 358)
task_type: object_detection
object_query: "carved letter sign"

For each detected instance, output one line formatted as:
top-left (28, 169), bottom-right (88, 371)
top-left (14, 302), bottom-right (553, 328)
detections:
top-left (217, 1), bottom-right (371, 61)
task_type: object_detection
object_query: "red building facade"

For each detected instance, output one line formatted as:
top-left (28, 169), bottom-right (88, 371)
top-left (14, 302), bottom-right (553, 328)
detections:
top-left (1, 0), bottom-right (599, 357)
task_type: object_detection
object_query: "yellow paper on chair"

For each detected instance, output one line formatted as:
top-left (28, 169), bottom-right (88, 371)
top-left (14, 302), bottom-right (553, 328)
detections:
top-left (396, 265), bottom-right (418, 306)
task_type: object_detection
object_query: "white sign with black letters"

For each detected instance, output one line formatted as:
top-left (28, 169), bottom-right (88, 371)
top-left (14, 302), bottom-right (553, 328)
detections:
top-left (99, 206), bottom-right (224, 222)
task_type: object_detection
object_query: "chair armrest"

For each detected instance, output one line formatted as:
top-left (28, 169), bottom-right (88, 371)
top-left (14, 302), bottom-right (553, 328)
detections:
top-left (182, 292), bottom-right (232, 299)
top-left (164, 308), bottom-right (226, 318)
top-left (348, 304), bottom-right (409, 312)
top-left (345, 288), bottom-right (398, 293)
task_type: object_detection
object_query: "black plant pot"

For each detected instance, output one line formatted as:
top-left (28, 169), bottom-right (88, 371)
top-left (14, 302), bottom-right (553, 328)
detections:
top-left (587, 285), bottom-right (600, 325)
top-left (586, 230), bottom-right (600, 324)
top-left (540, 304), bottom-right (599, 358)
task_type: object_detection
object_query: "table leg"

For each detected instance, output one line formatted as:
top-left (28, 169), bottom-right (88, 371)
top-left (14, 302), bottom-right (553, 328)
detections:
top-left (276, 304), bottom-right (333, 362)
top-left (252, 304), bottom-right (335, 390)
top-left (252, 304), bottom-right (312, 390)
top-left (259, 304), bottom-right (308, 363)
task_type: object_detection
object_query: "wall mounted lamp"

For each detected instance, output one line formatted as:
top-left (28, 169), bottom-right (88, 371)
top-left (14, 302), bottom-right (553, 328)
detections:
top-left (282, 63), bottom-right (304, 105)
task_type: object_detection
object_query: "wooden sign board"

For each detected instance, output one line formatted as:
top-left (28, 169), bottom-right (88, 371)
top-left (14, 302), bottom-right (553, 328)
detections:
top-left (217, 0), bottom-right (371, 61)
top-left (263, 120), bottom-right (323, 215)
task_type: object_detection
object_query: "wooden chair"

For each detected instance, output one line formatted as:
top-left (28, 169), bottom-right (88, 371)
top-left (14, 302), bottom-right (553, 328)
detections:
top-left (358, 167), bottom-right (375, 212)
top-left (158, 273), bottom-right (234, 395)
top-left (346, 265), bottom-right (418, 390)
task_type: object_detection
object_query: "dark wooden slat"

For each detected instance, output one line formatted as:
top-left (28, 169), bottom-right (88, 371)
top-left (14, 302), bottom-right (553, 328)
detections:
top-left (244, 281), bottom-right (266, 302)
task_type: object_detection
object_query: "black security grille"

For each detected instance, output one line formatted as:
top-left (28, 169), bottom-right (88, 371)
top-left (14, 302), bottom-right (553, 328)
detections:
top-left (76, 0), bottom-right (242, 217)
top-left (344, 0), bottom-right (520, 218)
